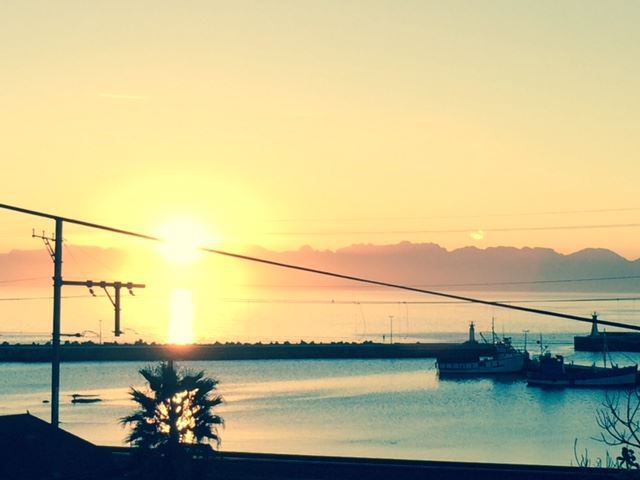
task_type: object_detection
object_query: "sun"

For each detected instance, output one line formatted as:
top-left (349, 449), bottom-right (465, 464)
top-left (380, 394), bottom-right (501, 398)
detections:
top-left (154, 217), bottom-right (220, 343)
top-left (156, 217), bottom-right (219, 265)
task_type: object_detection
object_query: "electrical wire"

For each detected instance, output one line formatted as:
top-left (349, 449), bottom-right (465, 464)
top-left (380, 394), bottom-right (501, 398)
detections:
top-left (241, 274), bottom-right (640, 289)
top-left (63, 241), bottom-right (90, 279)
top-left (417, 275), bottom-right (640, 288)
top-left (1, 202), bottom-right (639, 332)
top-left (0, 276), bottom-right (50, 284)
top-left (215, 296), bottom-right (640, 306)
top-left (1, 292), bottom-right (638, 306)
top-left (264, 222), bottom-right (640, 236)
top-left (267, 206), bottom-right (640, 223)
top-left (0, 294), bottom-right (107, 302)
top-left (241, 275), bottom-right (640, 288)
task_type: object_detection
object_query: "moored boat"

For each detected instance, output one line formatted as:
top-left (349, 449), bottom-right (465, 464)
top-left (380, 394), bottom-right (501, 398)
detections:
top-left (436, 322), bottom-right (528, 376)
top-left (531, 329), bottom-right (638, 388)
top-left (71, 393), bottom-right (102, 404)
top-left (527, 353), bottom-right (637, 388)
top-left (71, 397), bottom-right (102, 404)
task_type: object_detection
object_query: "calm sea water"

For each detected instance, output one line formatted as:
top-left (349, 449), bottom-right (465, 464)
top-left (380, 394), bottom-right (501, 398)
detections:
top-left (1, 343), bottom-right (638, 466)
top-left (2, 288), bottom-right (640, 465)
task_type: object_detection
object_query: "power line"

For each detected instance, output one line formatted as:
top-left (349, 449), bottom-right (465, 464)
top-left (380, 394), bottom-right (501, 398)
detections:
top-left (264, 222), bottom-right (640, 236)
top-left (2, 293), bottom-right (636, 306)
top-left (63, 241), bottom-right (90, 279)
top-left (0, 276), bottom-right (50, 284)
top-left (420, 275), bottom-right (640, 288)
top-left (267, 206), bottom-right (640, 223)
top-left (0, 294), bottom-right (107, 302)
top-left (499, 206), bottom-right (640, 217)
top-left (193, 249), bottom-right (640, 331)
top-left (2, 271), bottom-right (639, 294)
top-left (241, 274), bottom-right (640, 290)
top-left (4, 272), bottom-right (639, 292)
top-left (538, 296), bottom-right (640, 304)
top-left (1, 202), bottom-right (639, 332)
top-left (217, 296), bottom-right (640, 305)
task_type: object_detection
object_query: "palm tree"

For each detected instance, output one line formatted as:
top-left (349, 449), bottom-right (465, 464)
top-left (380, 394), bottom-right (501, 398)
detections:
top-left (121, 361), bottom-right (224, 451)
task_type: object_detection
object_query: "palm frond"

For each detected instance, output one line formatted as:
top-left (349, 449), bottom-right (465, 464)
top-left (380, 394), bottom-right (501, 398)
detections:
top-left (122, 361), bottom-right (224, 451)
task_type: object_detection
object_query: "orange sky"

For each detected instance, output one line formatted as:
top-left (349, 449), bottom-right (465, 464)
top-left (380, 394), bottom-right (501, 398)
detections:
top-left (2, 1), bottom-right (640, 259)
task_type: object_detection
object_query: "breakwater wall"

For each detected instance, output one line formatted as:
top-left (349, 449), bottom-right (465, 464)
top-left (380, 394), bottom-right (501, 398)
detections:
top-left (575, 333), bottom-right (640, 352)
top-left (0, 342), bottom-right (494, 362)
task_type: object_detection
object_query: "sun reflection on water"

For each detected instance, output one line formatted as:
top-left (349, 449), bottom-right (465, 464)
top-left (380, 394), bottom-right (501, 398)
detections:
top-left (168, 288), bottom-right (194, 344)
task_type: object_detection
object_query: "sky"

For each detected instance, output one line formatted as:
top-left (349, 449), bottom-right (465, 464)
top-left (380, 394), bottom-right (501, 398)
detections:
top-left (1, 1), bottom-right (640, 259)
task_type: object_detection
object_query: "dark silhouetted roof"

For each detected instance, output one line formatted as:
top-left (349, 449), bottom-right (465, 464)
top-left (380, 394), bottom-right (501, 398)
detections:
top-left (0, 413), bottom-right (114, 479)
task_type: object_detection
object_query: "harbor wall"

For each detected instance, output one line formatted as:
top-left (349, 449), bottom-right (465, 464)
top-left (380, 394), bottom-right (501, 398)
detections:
top-left (574, 333), bottom-right (640, 352)
top-left (0, 342), bottom-right (496, 362)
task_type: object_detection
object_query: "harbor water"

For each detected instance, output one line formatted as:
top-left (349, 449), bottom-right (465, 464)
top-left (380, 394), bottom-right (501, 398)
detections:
top-left (1, 342), bottom-right (638, 467)
top-left (2, 287), bottom-right (640, 465)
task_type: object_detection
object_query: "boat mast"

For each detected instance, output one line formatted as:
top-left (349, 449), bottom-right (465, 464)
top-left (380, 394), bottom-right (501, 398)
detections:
top-left (491, 317), bottom-right (496, 344)
top-left (539, 333), bottom-right (544, 356)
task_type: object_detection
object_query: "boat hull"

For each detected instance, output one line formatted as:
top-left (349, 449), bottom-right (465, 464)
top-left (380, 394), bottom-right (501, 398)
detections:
top-left (71, 398), bottom-right (102, 404)
top-left (437, 353), bottom-right (526, 375)
top-left (528, 365), bottom-right (637, 388)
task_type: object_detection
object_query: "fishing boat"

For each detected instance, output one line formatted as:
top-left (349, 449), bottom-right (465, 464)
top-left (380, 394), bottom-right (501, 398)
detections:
top-left (436, 322), bottom-right (528, 376)
top-left (527, 354), bottom-right (637, 388)
top-left (528, 332), bottom-right (638, 388)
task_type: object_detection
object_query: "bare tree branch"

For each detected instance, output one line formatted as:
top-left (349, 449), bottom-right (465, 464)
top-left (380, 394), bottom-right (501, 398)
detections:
top-left (595, 388), bottom-right (640, 450)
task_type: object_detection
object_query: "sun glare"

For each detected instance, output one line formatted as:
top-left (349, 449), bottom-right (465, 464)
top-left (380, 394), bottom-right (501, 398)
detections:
top-left (168, 288), bottom-right (194, 344)
top-left (157, 218), bottom-right (218, 265)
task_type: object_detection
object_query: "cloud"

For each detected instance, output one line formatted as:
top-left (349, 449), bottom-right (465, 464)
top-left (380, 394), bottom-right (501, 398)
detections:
top-left (98, 93), bottom-right (148, 101)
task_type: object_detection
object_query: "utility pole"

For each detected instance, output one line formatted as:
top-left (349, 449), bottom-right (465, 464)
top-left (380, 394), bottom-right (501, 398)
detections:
top-left (32, 229), bottom-right (144, 427)
top-left (65, 280), bottom-right (145, 336)
top-left (389, 315), bottom-right (394, 344)
top-left (52, 222), bottom-right (63, 428)
top-left (32, 226), bottom-right (63, 427)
